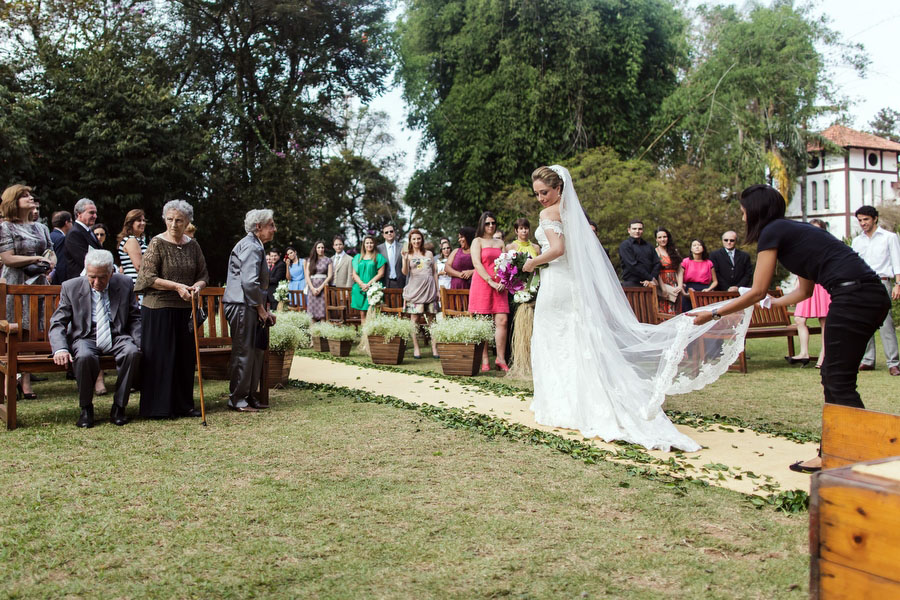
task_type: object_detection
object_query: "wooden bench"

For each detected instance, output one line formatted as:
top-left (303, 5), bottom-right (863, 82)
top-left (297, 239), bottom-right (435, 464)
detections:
top-left (0, 282), bottom-right (266, 430)
top-left (622, 286), bottom-right (673, 325)
top-left (810, 403), bottom-right (900, 598)
top-left (324, 285), bottom-right (362, 325)
top-left (440, 288), bottom-right (471, 317)
top-left (688, 289), bottom-right (821, 373)
top-left (382, 288), bottom-right (405, 316)
top-left (287, 290), bottom-right (307, 311)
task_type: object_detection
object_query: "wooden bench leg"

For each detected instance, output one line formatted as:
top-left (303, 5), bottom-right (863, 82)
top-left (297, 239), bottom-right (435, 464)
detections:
top-left (787, 335), bottom-right (796, 358)
top-left (3, 371), bottom-right (17, 430)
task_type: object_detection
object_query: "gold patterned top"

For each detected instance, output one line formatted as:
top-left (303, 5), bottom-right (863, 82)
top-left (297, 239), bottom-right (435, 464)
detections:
top-left (135, 235), bottom-right (209, 309)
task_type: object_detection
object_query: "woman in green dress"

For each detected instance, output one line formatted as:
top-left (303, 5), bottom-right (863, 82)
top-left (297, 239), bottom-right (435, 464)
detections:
top-left (350, 235), bottom-right (387, 323)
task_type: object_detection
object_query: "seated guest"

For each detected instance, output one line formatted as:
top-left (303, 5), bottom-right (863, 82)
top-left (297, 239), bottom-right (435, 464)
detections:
top-left (49, 249), bottom-right (142, 428)
top-left (680, 239), bottom-right (718, 312)
top-left (445, 226), bottom-right (476, 289)
top-left (224, 209), bottom-right (277, 412)
top-left (266, 249), bottom-right (286, 309)
top-left (135, 200), bottom-right (209, 419)
top-left (331, 236), bottom-right (353, 287)
top-left (710, 230), bottom-right (752, 291)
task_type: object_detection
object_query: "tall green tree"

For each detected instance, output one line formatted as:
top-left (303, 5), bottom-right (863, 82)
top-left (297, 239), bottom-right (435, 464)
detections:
top-left (649, 1), bottom-right (867, 198)
top-left (396, 0), bottom-right (688, 230)
top-left (869, 108), bottom-right (900, 143)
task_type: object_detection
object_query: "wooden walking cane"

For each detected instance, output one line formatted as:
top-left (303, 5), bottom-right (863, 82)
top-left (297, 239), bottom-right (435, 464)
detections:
top-left (190, 290), bottom-right (207, 426)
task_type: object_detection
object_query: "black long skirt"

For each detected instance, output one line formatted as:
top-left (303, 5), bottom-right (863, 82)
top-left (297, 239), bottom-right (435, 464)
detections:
top-left (139, 306), bottom-right (196, 418)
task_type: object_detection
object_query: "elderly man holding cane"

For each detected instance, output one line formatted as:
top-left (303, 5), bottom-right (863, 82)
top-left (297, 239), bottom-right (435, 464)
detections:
top-left (224, 209), bottom-right (277, 412)
top-left (50, 249), bottom-right (142, 428)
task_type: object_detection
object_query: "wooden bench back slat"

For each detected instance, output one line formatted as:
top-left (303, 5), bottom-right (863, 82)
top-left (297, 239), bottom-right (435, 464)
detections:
top-left (440, 288), bottom-right (470, 317)
top-left (622, 286), bottom-right (660, 325)
top-left (288, 290), bottom-right (307, 311)
top-left (382, 288), bottom-right (404, 315)
top-left (822, 404), bottom-right (900, 470)
top-left (324, 286), bottom-right (361, 325)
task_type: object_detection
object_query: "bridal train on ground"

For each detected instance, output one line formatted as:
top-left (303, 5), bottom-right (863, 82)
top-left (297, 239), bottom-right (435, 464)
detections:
top-left (528, 166), bottom-right (752, 452)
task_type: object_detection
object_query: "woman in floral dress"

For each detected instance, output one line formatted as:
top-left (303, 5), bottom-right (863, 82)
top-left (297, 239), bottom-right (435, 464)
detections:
top-left (654, 228), bottom-right (683, 315)
top-left (402, 229), bottom-right (440, 358)
top-left (304, 240), bottom-right (332, 321)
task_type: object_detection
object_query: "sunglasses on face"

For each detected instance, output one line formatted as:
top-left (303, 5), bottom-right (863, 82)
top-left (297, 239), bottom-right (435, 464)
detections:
top-left (383, 230), bottom-right (394, 235)
top-left (723, 239), bottom-right (735, 242)
top-left (484, 220), bottom-right (497, 226)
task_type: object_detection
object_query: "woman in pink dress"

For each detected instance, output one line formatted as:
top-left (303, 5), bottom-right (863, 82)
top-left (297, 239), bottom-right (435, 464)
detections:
top-left (680, 239), bottom-right (718, 312)
top-left (469, 211), bottom-right (509, 372)
top-left (787, 219), bottom-right (831, 368)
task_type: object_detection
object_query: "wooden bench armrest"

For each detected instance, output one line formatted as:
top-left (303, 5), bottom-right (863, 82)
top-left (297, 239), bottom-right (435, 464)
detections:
top-left (0, 320), bottom-right (19, 335)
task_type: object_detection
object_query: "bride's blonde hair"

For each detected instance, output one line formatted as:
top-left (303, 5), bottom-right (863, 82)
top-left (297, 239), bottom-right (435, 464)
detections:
top-left (531, 166), bottom-right (563, 192)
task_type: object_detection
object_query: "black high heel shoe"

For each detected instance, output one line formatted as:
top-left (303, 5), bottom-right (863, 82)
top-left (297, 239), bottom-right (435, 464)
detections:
top-left (784, 356), bottom-right (810, 367)
top-left (16, 380), bottom-right (37, 400)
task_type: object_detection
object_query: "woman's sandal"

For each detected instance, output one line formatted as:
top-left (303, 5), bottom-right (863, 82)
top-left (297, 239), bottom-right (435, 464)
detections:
top-left (789, 461), bottom-right (821, 474)
top-left (494, 360), bottom-right (509, 372)
top-left (480, 363), bottom-right (491, 373)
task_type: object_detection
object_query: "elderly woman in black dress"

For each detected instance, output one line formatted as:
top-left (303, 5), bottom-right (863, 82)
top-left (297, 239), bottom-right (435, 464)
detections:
top-left (692, 185), bottom-right (891, 471)
top-left (0, 184), bottom-right (54, 399)
top-left (135, 200), bottom-right (209, 418)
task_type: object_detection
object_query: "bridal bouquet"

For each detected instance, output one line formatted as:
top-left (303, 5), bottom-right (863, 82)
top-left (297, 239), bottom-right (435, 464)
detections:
top-left (366, 281), bottom-right (385, 306)
top-left (494, 251), bottom-right (541, 304)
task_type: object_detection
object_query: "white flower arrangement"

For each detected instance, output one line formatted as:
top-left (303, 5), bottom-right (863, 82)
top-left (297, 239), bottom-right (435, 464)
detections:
top-left (275, 311), bottom-right (313, 348)
top-left (268, 321), bottom-right (304, 351)
top-left (429, 316), bottom-right (495, 344)
top-left (361, 313), bottom-right (415, 342)
top-left (366, 281), bottom-right (384, 306)
top-left (273, 279), bottom-right (290, 302)
top-left (315, 322), bottom-right (359, 342)
top-left (513, 290), bottom-right (533, 303)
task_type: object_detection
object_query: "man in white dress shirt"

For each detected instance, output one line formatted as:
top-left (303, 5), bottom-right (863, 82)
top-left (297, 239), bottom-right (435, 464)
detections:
top-left (852, 205), bottom-right (900, 376)
top-left (377, 223), bottom-right (406, 289)
top-left (331, 236), bottom-right (353, 287)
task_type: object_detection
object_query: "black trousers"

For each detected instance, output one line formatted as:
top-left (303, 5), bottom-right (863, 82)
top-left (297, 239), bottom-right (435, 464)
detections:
top-left (821, 281), bottom-right (892, 408)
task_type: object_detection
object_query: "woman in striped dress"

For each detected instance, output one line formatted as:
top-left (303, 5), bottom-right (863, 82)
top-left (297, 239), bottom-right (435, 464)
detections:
top-left (117, 209), bottom-right (148, 283)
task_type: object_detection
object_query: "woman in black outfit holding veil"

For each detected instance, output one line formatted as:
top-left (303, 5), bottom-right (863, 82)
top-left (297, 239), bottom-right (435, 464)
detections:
top-left (691, 184), bottom-right (891, 471)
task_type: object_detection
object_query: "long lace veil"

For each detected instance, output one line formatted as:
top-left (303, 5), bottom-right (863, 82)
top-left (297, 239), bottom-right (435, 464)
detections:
top-left (549, 165), bottom-right (752, 420)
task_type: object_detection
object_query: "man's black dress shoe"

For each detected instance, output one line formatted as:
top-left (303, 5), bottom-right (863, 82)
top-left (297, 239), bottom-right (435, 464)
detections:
top-left (76, 406), bottom-right (95, 428)
top-left (180, 408), bottom-right (203, 418)
top-left (227, 403), bottom-right (259, 413)
top-left (247, 398), bottom-right (268, 410)
top-left (110, 404), bottom-right (129, 426)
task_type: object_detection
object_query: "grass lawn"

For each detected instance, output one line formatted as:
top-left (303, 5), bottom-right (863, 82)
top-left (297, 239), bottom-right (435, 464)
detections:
top-left (3, 375), bottom-right (810, 598)
top-left (304, 326), bottom-right (900, 437)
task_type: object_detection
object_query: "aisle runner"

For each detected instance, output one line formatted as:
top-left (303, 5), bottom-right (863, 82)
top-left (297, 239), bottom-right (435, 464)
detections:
top-left (290, 356), bottom-right (818, 495)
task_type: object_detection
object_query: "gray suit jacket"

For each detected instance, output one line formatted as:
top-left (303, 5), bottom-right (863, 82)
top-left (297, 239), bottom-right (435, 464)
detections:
top-left (377, 242), bottom-right (406, 287)
top-left (49, 273), bottom-right (142, 353)
top-left (331, 253), bottom-right (353, 287)
top-left (223, 233), bottom-right (268, 306)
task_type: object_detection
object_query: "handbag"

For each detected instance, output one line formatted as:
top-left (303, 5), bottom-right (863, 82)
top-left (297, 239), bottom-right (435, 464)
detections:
top-left (23, 261), bottom-right (51, 277)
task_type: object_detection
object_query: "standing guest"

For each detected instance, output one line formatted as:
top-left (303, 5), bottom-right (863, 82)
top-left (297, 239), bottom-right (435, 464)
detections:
top-left (852, 205), bottom-right (900, 376)
top-left (266, 249), bottom-right (287, 310)
top-left (222, 209), bottom-right (277, 412)
top-left (49, 210), bottom-right (73, 284)
top-left (506, 218), bottom-right (540, 257)
top-left (680, 239), bottom-right (718, 312)
top-left (654, 228), bottom-right (683, 316)
top-left (618, 219), bottom-right (660, 287)
top-left (710, 230), bottom-right (753, 291)
top-left (350, 235), bottom-right (387, 322)
top-left (692, 185), bottom-right (891, 472)
top-left (0, 184), bottom-right (54, 399)
top-left (445, 226), bottom-right (476, 289)
top-left (436, 237), bottom-right (453, 289)
top-left (402, 229), bottom-right (440, 358)
top-left (134, 200), bottom-right (209, 419)
top-left (92, 223), bottom-right (109, 249)
top-left (788, 219), bottom-right (831, 368)
top-left (470, 211), bottom-right (510, 372)
top-left (49, 249), bottom-right (142, 428)
top-left (331, 236), bottom-right (353, 287)
top-left (117, 209), bottom-right (148, 285)
top-left (305, 240), bottom-right (333, 321)
top-left (64, 198), bottom-right (101, 281)
top-left (378, 223), bottom-right (406, 289)
top-left (284, 246), bottom-right (306, 306)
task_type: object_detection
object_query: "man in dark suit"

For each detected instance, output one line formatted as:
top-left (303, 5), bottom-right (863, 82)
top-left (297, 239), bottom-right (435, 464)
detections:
top-left (63, 198), bottom-right (101, 281)
top-left (377, 223), bottom-right (406, 288)
top-left (49, 211), bottom-right (73, 284)
top-left (709, 230), bottom-right (752, 291)
top-left (266, 249), bottom-right (287, 309)
top-left (618, 219), bottom-right (660, 287)
top-left (50, 249), bottom-right (142, 428)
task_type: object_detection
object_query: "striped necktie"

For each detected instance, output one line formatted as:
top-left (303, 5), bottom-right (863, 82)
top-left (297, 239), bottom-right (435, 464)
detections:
top-left (93, 288), bottom-right (112, 353)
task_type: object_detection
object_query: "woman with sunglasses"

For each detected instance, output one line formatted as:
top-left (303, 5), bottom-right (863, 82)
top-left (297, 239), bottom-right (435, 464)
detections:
top-left (469, 211), bottom-right (509, 372)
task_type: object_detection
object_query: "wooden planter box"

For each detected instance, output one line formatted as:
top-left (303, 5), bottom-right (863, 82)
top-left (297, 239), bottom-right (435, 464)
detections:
top-left (328, 338), bottom-right (353, 357)
top-left (368, 336), bottom-right (407, 365)
top-left (312, 335), bottom-right (328, 352)
top-left (436, 342), bottom-right (486, 376)
top-left (267, 350), bottom-right (294, 388)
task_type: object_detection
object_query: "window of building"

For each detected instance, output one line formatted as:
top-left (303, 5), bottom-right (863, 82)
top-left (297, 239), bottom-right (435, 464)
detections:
top-left (868, 152), bottom-right (878, 167)
top-left (811, 181), bottom-right (818, 211)
top-left (882, 180), bottom-right (886, 203)
top-left (809, 156), bottom-right (820, 169)
top-left (862, 179), bottom-right (866, 202)
top-left (824, 180), bottom-right (830, 210)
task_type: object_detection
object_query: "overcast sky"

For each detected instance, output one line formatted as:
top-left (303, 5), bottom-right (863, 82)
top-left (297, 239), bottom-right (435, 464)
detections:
top-left (369, 0), bottom-right (900, 186)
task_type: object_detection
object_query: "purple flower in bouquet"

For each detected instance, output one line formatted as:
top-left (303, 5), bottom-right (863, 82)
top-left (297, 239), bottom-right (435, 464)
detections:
top-left (494, 251), bottom-right (528, 292)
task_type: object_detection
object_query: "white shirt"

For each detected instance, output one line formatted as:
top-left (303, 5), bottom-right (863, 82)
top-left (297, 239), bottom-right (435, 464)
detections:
top-left (333, 252), bottom-right (346, 269)
top-left (851, 227), bottom-right (900, 279)
top-left (386, 242), bottom-right (397, 278)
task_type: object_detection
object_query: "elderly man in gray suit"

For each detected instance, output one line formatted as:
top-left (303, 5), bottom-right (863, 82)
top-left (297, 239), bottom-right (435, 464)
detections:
top-left (223, 209), bottom-right (277, 412)
top-left (50, 249), bottom-right (142, 428)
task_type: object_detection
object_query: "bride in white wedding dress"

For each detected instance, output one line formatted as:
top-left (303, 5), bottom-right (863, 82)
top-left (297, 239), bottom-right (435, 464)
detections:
top-left (523, 166), bottom-right (753, 452)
